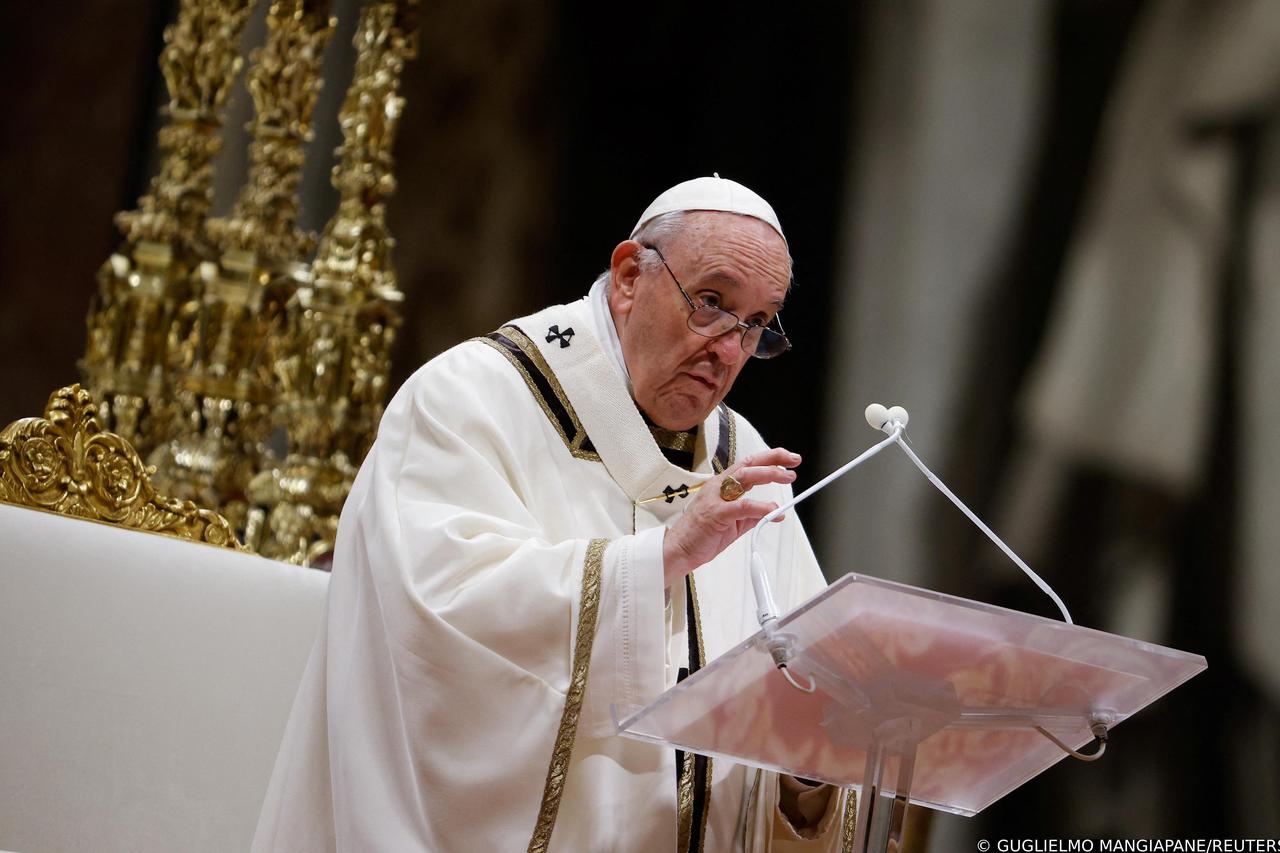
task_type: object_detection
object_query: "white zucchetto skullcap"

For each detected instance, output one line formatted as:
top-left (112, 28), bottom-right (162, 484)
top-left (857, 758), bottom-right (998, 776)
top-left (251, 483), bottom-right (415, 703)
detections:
top-left (630, 173), bottom-right (785, 242)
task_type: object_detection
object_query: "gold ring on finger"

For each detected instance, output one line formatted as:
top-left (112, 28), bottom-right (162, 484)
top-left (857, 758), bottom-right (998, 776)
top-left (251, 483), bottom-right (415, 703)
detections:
top-left (720, 474), bottom-right (747, 502)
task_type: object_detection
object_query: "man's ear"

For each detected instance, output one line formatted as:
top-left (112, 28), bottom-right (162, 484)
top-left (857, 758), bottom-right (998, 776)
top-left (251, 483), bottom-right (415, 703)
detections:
top-left (608, 239), bottom-right (645, 315)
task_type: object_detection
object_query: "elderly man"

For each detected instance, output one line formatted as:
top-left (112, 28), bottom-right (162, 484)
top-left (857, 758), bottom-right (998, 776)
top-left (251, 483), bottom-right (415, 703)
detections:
top-left (253, 177), bottom-right (853, 851)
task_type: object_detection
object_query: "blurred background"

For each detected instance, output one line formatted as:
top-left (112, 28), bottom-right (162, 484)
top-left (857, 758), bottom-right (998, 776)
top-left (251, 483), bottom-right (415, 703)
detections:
top-left (1, 0), bottom-right (1277, 846)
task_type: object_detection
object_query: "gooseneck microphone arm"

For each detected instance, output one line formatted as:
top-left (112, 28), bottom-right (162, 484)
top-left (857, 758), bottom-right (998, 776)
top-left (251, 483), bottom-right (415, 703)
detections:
top-left (748, 403), bottom-right (1074, 688)
top-left (747, 422), bottom-right (903, 628)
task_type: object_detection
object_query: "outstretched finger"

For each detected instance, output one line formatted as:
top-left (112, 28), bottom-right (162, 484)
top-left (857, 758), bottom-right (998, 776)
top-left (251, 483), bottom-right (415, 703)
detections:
top-left (732, 464), bottom-right (798, 490)
top-left (737, 448), bottom-right (802, 471)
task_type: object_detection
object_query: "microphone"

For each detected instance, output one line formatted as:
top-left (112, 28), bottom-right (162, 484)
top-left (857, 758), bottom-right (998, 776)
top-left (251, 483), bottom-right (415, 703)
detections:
top-left (864, 403), bottom-right (908, 433)
top-left (748, 404), bottom-right (905, 677)
top-left (748, 402), bottom-right (1073, 689)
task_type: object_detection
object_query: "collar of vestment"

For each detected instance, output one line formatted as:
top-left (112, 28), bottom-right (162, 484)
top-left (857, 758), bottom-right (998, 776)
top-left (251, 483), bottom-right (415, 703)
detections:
top-left (482, 297), bottom-right (734, 523)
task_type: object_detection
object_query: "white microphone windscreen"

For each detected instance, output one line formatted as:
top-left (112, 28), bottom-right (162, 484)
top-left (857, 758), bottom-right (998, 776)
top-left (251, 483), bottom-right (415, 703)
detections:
top-left (864, 403), bottom-right (889, 431)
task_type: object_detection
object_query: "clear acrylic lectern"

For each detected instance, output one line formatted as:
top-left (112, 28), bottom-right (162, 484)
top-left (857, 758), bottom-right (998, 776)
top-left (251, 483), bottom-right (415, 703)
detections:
top-left (616, 573), bottom-right (1207, 852)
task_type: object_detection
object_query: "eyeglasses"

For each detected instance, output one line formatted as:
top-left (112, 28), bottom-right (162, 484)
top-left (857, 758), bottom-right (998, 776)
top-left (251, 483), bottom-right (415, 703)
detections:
top-left (643, 244), bottom-right (792, 359)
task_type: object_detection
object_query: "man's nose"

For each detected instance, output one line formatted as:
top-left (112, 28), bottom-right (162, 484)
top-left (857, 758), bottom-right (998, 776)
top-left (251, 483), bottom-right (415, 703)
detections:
top-left (705, 329), bottom-right (741, 362)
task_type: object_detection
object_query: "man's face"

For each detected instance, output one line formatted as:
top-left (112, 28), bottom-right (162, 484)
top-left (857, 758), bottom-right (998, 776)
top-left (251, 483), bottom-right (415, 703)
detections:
top-left (608, 212), bottom-right (791, 431)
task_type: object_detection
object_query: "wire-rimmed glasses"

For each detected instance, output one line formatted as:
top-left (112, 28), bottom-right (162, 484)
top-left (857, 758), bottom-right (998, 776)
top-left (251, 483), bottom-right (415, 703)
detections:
top-left (643, 244), bottom-right (792, 359)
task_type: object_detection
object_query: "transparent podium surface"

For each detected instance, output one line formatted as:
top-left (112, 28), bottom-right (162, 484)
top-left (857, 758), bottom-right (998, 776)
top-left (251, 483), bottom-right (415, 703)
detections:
top-left (617, 573), bottom-right (1206, 818)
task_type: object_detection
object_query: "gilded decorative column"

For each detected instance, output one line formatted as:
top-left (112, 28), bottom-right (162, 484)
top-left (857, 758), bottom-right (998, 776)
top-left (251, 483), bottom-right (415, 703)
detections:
top-left (246, 0), bottom-right (418, 565)
top-left (81, 0), bottom-right (255, 454)
top-left (151, 0), bottom-right (335, 526)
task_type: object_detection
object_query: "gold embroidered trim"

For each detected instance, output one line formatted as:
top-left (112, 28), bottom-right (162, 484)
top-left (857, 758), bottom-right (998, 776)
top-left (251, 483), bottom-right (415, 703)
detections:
top-left (711, 405), bottom-right (737, 474)
top-left (687, 572), bottom-right (707, 670)
top-left (676, 574), bottom-right (713, 852)
top-left (527, 537), bottom-right (608, 853)
top-left (650, 425), bottom-right (697, 454)
top-left (689, 572), bottom-right (712, 853)
top-left (696, 765), bottom-right (714, 853)
top-left (477, 327), bottom-right (601, 463)
top-left (725, 409), bottom-right (737, 470)
top-left (840, 787), bottom-right (859, 853)
top-left (676, 748), bottom-right (696, 851)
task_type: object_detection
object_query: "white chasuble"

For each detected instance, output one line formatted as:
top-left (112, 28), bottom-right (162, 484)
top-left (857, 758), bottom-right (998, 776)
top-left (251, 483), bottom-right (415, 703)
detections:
top-left (252, 293), bottom-right (855, 852)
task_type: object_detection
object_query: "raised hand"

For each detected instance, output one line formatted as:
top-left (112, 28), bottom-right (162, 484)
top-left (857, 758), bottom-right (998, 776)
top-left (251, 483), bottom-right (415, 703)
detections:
top-left (662, 448), bottom-right (802, 587)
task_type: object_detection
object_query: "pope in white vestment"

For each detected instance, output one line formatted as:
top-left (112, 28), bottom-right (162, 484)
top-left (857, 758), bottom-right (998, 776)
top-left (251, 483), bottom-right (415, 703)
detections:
top-left (253, 178), bottom-right (856, 851)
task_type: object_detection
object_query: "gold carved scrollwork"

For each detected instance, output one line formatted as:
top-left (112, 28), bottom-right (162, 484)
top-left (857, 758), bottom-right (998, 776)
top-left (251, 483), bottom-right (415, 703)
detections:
top-left (0, 386), bottom-right (243, 551)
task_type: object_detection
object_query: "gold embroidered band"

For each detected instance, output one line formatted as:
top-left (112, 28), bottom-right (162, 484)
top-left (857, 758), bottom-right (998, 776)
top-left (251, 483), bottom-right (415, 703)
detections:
top-left (479, 326), bottom-right (601, 462)
top-left (712, 403), bottom-right (736, 474)
top-left (527, 538), bottom-right (608, 852)
top-left (840, 787), bottom-right (859, 853)
top-left (676, 573), bottom-right (713, 852)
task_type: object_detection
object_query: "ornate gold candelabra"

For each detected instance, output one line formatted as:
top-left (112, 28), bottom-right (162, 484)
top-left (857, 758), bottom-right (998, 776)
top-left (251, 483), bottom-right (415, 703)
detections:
top-left (77, 0), bottom-right (417, 564)
top-left (245, 1), bottom-right (417, 565)
top-left (81, 0), bottom-right (255, 455)
top-left (151, 0), bottom-right (335, 528)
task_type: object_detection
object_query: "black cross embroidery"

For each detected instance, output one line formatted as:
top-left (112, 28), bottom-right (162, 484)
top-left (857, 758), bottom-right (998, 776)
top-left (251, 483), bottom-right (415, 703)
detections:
top-left (663, 484), bottom-right (692, 503)
top-left (545, 325), bottom-right (575, 348)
